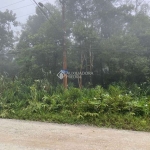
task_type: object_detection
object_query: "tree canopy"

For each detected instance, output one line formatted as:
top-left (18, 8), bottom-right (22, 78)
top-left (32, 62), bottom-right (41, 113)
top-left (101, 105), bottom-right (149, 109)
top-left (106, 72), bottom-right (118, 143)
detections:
top-left (0, 10), bottom-right (18, 76)
top-left (1, 1), bottom-right (150, 87)
top-left (0, 10), bottom-right (17, 52)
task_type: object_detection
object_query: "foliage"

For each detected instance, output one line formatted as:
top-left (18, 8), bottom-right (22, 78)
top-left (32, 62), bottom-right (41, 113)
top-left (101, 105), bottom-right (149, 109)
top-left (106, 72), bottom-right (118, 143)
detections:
top-left (0, 77), bottom-right (150, 131)
top-left (16, 3), bottom-right (63, 82)
top-left (7, 0), bottom-right (149, 87)
top-left (0, 10), bottom-right (17, 52)
top-left (0, 10), bottom-right (18, 76)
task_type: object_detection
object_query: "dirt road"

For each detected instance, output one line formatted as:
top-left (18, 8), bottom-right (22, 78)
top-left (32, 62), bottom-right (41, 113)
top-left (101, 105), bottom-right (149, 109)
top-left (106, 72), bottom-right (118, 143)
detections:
top-left (0, 119), bottom-right (150, 150)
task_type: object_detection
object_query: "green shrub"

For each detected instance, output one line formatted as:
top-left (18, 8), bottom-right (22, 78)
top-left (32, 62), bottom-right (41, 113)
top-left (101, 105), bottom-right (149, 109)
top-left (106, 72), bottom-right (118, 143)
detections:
top-left (0, 77), bottom-right (150, 131)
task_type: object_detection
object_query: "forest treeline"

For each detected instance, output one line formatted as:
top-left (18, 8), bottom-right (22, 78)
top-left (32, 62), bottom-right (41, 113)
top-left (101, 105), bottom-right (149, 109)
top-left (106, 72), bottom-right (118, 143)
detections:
top-left (0, 0), bottom-right (150, 87)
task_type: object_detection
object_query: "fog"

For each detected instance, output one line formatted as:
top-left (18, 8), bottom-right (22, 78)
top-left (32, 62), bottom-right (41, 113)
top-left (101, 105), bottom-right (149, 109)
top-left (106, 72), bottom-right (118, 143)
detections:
top-left (0, 0), bottom-right (150, 86)
top-left (1, 0), bottom-right (56, 23)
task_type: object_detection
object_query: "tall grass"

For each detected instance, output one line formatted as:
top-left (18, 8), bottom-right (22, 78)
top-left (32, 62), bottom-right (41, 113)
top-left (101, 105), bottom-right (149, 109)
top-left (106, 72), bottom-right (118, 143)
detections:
top-left (0, 76), bottom-right (150, 131)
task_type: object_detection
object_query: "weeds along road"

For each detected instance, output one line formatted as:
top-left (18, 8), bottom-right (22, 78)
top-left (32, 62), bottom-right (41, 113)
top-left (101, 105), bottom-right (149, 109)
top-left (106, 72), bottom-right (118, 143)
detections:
top-left (0, 119), bottom-right (150, 150)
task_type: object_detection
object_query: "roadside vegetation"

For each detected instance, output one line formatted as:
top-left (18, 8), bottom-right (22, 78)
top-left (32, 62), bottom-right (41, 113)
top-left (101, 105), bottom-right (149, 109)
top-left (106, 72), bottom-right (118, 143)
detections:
top-left (0, 76), bottom-right (150, 132)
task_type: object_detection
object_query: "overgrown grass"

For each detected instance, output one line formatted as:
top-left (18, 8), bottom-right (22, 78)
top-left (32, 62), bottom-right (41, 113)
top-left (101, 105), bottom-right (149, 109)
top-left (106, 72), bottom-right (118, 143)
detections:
top-left (0, 76), bottom-right (150, 131)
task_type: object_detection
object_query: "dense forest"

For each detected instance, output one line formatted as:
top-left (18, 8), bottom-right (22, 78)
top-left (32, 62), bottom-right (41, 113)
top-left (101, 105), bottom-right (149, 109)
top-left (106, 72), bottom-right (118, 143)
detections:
top-left (0, 0), bottom-right (150, 131)
top-left (0, 0), bottom-right (150, 86)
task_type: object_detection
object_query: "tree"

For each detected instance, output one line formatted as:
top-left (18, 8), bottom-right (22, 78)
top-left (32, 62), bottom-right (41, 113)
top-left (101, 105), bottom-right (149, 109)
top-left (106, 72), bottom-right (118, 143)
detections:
top-left (0, 10), bottom-right (18, 76)
top-left (16, 0), bottom-right (150, 86)
top-left (16, 3), bottom-right (64, 84)
top-left (94, 34), bottom-right (149, 85)
top-left (0, 10), bottom-right (17, 52)
top-left (64, 0), bottom-right (136, 86)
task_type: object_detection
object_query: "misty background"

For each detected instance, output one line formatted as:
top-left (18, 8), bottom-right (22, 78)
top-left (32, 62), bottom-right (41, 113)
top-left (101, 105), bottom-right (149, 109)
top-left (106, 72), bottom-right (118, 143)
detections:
top-left (1, 0), bottom-right (55, 23)
top-left (1, 0), bottom-right (150, 87)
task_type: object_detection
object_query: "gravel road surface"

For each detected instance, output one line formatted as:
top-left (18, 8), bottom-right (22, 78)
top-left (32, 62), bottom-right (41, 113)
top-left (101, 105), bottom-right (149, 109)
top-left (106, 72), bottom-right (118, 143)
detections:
top-left (0, 119), bottom-right (150, 150)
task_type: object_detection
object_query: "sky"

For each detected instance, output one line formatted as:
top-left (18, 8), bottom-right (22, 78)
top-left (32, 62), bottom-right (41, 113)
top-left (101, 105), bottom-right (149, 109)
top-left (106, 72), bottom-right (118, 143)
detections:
top-left (0, 0), bottom-right (56, 24)
top-left (1, 0), bottom-right (149, 25)
top-left (1, 0), bottom-right (150, 32)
